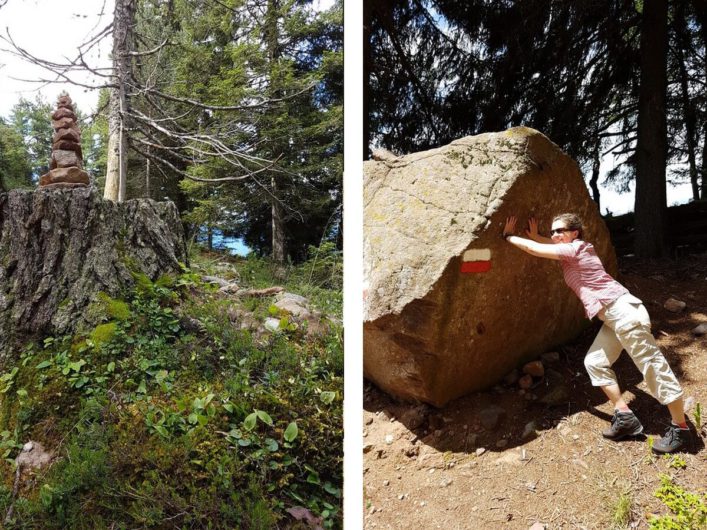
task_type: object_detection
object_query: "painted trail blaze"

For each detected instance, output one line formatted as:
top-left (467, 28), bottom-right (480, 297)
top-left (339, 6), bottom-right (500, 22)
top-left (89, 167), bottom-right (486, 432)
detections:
top-left (461, 248), bottom-right (491, 273)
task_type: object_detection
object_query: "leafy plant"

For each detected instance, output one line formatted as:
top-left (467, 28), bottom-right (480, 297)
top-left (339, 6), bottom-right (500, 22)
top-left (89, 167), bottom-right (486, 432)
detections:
top-left (612, 490), bottom-right (633, 528)
top-left (694, 402), bottom-right (702, 433)
top-left (649, 475), bottom-right (707, 529)
top-left (0, 367), bottom-right (19, 393)
top-left (0, 248), bottom-right (343, 528)
top-left (665, 454), bottom-right (687, 470)
top-left (0, 429), bottom-right (21, 462)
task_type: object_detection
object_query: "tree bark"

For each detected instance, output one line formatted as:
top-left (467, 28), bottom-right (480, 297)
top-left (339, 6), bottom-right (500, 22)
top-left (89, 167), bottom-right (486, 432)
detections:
top-left (104, 0), bottom-right (136, 202)
top-left (265, 0), bottom-right (286, 264)
top-left (702, 122), bottom-right (707, 200)
top-left (674, 3), bottom-right (699, 201)
top-left (145, 153), bottom-right (151, 199)
top-left (693, 0), bottom-right (707, 200)
top-left (589, 134), bottom-right (601, 208)
top-left (0, 188), bottom-right (186, 363)
top-left (634, 0), bottom-right (668, 257)
top-left (271, 175), bottom-right (286, 263)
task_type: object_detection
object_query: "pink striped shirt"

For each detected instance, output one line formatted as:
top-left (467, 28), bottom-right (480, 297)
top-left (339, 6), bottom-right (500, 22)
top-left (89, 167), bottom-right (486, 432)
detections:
top-left (555, 240), bottom-right (628, 319)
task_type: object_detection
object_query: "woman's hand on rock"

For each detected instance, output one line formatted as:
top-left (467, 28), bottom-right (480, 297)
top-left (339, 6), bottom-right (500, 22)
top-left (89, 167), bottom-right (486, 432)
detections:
top-left (526, 217), bottom-right (540, 239)
top-left (503, 216), bottom-right (517, 239)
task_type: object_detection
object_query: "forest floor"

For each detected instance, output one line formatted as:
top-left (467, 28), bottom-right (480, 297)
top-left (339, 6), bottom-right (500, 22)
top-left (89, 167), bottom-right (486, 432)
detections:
top-left (363, 251), bottom-right (707, 530)
top-left (0, 248), bottom-right (343, 529)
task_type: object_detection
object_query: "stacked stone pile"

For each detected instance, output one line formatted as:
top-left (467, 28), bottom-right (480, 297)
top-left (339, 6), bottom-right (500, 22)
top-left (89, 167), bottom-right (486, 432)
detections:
top-left (38, 94), bottom-right (90, 189)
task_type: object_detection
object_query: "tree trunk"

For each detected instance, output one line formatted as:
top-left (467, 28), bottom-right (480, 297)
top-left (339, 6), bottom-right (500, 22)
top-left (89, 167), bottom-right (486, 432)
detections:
top-left (702, 122), bottom-right (707, 200)
top-left (0, 188), bottom-right (186, 363)
top-left (104, 0), bottom-right (135, 202)
top-left (589, 135), bottom-right (601, 209)
top-left (145, 153), bottom-right (151, 199)
top-left (634, 0), bottom-right (668, 257)
top-left (674, 3), bottom-right (699, 201)
top-left (271, 175), bottom-right (286, 263)
top-left (693, 0), bottom-right (707, 200)
top-left (265, 0), bottom-right (286, 264)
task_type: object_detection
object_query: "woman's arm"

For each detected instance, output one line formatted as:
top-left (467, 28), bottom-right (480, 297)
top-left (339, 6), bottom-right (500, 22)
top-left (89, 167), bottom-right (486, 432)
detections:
top-left (503, 216), bottom-right (562, 260)
top-left (525, 217), bottom-right (553, 244)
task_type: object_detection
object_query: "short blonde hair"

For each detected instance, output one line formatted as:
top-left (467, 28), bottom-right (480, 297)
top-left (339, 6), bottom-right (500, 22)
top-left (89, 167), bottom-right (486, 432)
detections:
top-left (552, 213), bottom-right (583, 239)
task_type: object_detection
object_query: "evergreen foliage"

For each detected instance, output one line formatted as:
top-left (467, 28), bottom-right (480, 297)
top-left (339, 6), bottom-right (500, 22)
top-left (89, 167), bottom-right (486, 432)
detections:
top-left (126, 0), bottom-right (344, 261)
top-left (365, 0), bottom-right (707, 256)
top-left (0, 118), bottom-right (32, 191)
top-left (1, 1), bottom-right (343, 263)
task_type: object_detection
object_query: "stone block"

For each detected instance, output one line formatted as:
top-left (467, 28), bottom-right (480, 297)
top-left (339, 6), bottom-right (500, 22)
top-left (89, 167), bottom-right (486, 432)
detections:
top-left (363, 127), bottom-right (616, 405)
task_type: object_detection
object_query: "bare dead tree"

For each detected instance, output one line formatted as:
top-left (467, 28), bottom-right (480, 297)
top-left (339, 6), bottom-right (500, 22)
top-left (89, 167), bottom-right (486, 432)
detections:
top-left (0, 14), bottom-right (300, 207)
top-left (104, 0), bottom-right (136, 202)
top-left (0, 0), bottom-right (327, 266)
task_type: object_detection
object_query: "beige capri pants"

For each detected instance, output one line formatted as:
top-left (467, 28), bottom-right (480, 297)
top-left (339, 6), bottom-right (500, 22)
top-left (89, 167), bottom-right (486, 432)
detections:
top-left (584, 293), bottom-right (683, 405)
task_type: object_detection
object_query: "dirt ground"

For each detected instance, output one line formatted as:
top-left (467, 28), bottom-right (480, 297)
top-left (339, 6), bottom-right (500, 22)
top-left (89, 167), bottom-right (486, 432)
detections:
top-left (363, 252), bottom-right (707, 530)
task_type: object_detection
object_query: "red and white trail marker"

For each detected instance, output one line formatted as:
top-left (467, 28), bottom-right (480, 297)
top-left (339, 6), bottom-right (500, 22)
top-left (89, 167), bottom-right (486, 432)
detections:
top-left (460, 248), bottom-right (491, 273)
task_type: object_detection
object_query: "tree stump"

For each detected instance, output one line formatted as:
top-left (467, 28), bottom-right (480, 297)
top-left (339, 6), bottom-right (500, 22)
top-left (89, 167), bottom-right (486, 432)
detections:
top-left (0, 187), bottom-right (187, 362)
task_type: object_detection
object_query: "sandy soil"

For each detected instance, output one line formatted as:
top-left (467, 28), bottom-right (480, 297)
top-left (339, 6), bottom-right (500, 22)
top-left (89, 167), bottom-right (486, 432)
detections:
top-left (363, 252), bottom-right (707, 530)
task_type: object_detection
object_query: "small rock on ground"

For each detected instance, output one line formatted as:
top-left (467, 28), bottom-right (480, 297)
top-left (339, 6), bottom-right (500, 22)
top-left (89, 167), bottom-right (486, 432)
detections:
top-left (403, 445), bottom-right (420, 458)
top-left (519, 374), bottom-right (533, 389)
top-left (479, 405), bottom-right (506, 430)
top-left (522, 421), bottom-right (537, 439)
top-left (691, 323), bottom-right (707, 336)
top-left (664, 297), bottom-right (686, 313)
top-left (541, 351), bottom-right (560, 363)
top-left (16, 440), bottom-right (52, 470)
top-left (523, 360), bottom-right (545, 377)
top-left (263, 317), bottom-right (281, 332)
top-left (400, 405), bottom-right (429, 430)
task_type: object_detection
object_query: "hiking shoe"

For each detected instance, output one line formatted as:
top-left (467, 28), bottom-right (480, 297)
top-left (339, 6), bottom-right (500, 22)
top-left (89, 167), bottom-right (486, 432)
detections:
top-left (602, 410), bottom-right (644, 440)
top-left (652, 424), bottom-right (690, 454)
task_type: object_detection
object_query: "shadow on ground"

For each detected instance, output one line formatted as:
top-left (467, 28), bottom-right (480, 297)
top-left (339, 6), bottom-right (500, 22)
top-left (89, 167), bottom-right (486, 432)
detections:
top-left (364, 317), bottom-right (705, 459)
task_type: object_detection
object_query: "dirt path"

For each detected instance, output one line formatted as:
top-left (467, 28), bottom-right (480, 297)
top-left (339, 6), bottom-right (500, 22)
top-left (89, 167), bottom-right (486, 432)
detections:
top-left (363, 253), bottom-right (707, 530)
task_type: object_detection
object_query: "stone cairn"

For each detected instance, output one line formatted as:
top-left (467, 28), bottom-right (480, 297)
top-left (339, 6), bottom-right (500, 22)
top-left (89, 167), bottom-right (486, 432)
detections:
top-left (38, 94), bottom-right (90, 189)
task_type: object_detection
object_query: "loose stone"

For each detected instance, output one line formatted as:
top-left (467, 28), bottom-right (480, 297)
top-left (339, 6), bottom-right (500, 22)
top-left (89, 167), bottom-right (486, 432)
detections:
top-left (523, 360), bottom-right (545, 377)
top-left (540, 351), bottom-right (560, 363)
top-left (519, 374), bottom-right (533, 389)
top-left (664, 297), bottom-right (686, 313)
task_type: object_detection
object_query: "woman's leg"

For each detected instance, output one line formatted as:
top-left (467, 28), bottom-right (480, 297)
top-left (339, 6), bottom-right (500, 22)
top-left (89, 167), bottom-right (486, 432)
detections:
top-left (612, 304), bottom-right (683, 407)
top-left (585, 323), bottom-right (644, 438)
top-left (601, 383), bottom-right (630, 411)
top-left (610, 301), bottom-right (689, 452)
top-left (666, 397), bottom-right (686, 425)
top-left (585, 324), bottom-right (624, 393)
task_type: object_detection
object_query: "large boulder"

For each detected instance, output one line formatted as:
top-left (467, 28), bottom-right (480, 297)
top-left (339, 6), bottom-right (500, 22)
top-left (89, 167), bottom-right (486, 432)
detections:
top-left (363, 127), bottom-right (617, 406)
top-left (0, 187), bottom-right (187, 363)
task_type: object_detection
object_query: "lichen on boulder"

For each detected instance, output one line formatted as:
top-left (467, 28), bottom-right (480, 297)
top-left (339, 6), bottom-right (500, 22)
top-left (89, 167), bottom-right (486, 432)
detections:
top-left (363, 127), bottom-right (617, 406)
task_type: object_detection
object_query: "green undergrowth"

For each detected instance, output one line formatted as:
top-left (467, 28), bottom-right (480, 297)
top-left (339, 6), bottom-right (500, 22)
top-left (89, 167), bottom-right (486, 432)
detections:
top-left (0, 249), bottom-right (343, 529)
top-left (193, 241), bottom-right (343, 318)
top-left (649, 475), bottom-right (707, 529)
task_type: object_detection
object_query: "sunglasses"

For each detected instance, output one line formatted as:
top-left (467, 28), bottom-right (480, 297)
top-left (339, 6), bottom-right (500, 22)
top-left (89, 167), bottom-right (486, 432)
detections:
top-left (550, 228), bottom-right (572, 235)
